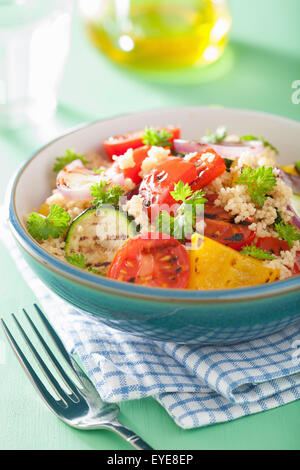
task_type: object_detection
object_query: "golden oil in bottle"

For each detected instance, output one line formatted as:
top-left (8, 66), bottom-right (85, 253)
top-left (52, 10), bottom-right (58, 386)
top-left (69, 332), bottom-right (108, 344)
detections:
top-left (81, 0), bottom-right (231, 69)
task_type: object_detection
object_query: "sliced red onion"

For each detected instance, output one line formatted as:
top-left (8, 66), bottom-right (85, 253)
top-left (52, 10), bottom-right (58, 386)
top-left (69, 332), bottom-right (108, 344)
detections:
top-left (287, 205), bottom-right (300, 230)
top-left (174, 139), bottom-right (264, 159)
top-left (173, 139), bottom-right (208, 155)
top-left (57, 159), bottom-right (100, 201)
top-left (293, 213), bottom-right (300, 230)
top-left (278, 168), bottom-right (300, 195)
top-left (105, 167), bottom-right (125, 186)
top-left (211, 141), bottom-right (264, 158)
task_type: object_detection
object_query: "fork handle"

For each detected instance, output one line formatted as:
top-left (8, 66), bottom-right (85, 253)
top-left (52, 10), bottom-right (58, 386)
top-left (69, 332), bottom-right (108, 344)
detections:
top-left (107, 421), bottom-right (153, 450)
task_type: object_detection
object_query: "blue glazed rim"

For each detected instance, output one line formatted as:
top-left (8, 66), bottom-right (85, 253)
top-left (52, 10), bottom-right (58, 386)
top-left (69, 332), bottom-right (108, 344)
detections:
top-left (8, 108), bottom-right (300, 304)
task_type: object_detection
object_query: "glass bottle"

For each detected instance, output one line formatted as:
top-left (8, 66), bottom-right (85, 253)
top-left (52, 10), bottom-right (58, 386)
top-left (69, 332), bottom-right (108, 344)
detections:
top-left (80, 0), bottom-right (231, 69)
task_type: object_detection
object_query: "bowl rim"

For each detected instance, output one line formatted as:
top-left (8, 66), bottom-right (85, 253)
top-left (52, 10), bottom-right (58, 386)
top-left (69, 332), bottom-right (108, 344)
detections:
top-left (8, 105), bottom-right (300, 304)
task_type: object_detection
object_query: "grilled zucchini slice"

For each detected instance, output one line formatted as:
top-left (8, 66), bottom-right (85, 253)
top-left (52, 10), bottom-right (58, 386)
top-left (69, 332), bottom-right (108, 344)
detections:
top-left (65, 206), bottom-right (136, 274)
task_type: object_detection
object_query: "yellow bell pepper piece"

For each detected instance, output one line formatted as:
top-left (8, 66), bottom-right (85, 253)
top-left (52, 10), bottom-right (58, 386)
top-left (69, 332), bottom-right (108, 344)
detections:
top-left (39, 203), bottom-right (50, 217)
top-left (188, 234), bottom-right (279, 290)
top-left (281, 165), bottom-right (298, 176)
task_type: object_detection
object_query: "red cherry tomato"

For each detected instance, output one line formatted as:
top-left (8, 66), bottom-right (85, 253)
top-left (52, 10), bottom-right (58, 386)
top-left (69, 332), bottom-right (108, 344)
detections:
top-left (204, 194), bottom-right (256, 251)
top-left (107, 233), bottom-right (190, 288)
top-left (256, 237), bottom-right (290, 256)
top-left (256, 238), bottom-right (300, 277)
top-left (187, 149), bottom-right (226, 190)
top-left (103, 127), bottom-right (181, 160)
top-left (292, 252), bottom-right (300, 275)
top-left (139, 157), bottom-right (198, 220)
top-left (105, 146), bottom-right (150, 186)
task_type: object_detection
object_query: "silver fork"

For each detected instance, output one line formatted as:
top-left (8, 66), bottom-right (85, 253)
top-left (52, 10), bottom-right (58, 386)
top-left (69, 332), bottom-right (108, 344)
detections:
top-left (1, 304), bottom-right (153, 450)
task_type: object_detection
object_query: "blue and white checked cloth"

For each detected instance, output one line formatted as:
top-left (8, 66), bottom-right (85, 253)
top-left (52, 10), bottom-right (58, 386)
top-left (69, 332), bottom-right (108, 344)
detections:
top-left (1, 210), bottom-right (300, 429)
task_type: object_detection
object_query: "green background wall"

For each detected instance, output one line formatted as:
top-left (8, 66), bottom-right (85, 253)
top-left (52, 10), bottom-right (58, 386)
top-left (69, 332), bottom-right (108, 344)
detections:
top-left (229, 0), bottom-right (300, 58)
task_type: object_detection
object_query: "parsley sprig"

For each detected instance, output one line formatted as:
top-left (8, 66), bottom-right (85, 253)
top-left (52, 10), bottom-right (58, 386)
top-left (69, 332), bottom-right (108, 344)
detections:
top-left (241, 244), bottom-right (275, 260)
top-left (240, 135), bottom-right (278, 154)
top-left (274, 221), bottom-right (300, 248)
top-left (66, 253), bottom-right (88, 268)
top-left (27, 204), bottom-right (71, 241)
top-left (171, 181), bottom-right (207, 207)
top-left (53, 149), bottom-right (87, 172)
top-left (224, 158), bottom-right (234, 171)
top-left (235, 166), bottom-right (277, 207)
top-left (201, 126), bottom-right (227, 144)
top-left (66, 253), bottom-right (102, 274)
top-left (170, 181), bottom-right (192, 202)
top-left (156, 181), bottom-right (207, 240)
top-left (90, 181), bottom-right (125, 208)
top-left (142, 127), bottom-right (173, 147)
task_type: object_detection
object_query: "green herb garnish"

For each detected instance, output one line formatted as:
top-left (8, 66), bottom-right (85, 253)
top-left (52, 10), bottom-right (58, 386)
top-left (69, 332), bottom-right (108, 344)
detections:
top-left (170, 181), bottom-right (193, 202)
top-left (241, 244), bottom-right (275, 260)
top-left (156, 211), bottom-right (175, 238)
top-left (275, 210), bottom-right (284, 225)
top-left (156, 181), bottom-right (207, 240)
top-left (235, 166), bottom-right (277, 207)
top-left (93, 168), bottom-right (104, 174)
top-left (142, 127), bottom-right (172, 147)
top-left (171, 181), bottom-right (207, 206)
top-left (66, 253), bottom-right (88, 268)
top-left (201, 126), bottom-right (227, 144)
top-left (90, 181), bottom-right (125, 208)
top-left (274, 221), bottom-right (300, 248)
top-left (66, 254), bottom-right (104, 273)
top-left (27, 204), bottom-right (71, 241)
top-left (224, 158), bottom-right (234, 171)
top-left (88, 266), bottom-right (102, 275)
top-left (240, 135), bottom-right (278, 154)
top-left (53, 149), bottom-right (87, 172)
top-left (172, 151), bottom-right (185, 158)
top-left (295, 161), bottom-right (300, 175)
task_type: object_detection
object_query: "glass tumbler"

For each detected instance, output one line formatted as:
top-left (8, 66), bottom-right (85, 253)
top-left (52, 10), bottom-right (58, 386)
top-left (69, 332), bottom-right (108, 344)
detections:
top-left (79, 0), bottom-right (231, 69)
top-left (0, 0), bottom-right (74, 128)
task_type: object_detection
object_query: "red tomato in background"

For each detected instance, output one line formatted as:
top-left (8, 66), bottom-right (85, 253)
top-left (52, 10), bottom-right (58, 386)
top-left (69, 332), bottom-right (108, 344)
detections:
top-left (107, 233), bottom-right (190, 288)
top-left (187, 149), bottom-right (226, 191)
top-left (139, 157), bottom-right (198, 220)
top-left (203, 194), bottom-right (256, 251)
top-left (103, 127), bottom-right (181, 159)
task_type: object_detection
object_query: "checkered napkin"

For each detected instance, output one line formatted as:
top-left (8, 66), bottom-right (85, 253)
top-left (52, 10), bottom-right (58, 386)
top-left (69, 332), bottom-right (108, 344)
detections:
top-left (1, 210), bottom-right (300, 429)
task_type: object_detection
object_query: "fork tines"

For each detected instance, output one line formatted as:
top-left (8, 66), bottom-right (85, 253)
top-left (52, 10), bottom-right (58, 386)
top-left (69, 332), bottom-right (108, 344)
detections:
top-left (1, 305), bottom-right (81, 414)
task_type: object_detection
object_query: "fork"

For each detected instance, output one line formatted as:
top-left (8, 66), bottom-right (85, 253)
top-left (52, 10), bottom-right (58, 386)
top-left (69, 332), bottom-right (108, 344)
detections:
top-left (1, 304), bottom-right (153, 450)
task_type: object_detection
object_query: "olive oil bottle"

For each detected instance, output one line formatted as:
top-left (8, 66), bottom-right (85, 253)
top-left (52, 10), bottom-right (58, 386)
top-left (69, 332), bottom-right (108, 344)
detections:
top-left (80, 0), bottom-right (231, 69)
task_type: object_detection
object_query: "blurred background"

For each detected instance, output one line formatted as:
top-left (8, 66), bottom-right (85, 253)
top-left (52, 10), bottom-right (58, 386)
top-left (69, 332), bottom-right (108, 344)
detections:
top-left (0, 0), bottom-right (299, 202)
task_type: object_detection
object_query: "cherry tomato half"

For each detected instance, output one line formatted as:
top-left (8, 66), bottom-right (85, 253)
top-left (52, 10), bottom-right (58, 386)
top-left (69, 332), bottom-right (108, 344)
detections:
top-left (103, 127), bottom-right (181, 160)
top-left (256, 238), bottom-right (300, 276)
top-left (105, 146), bottom-right (150, 186)
top-left (107, 233), bottom-right (190, 288)
top-left (292, 252), bottom-right (300, 275)
top-left (256, 237), bottom-right (290, 256)
top-left (188, 149), bottom-right (226, 191)
top-left (204, 194), bottom-right (256, 251)
top-left (139, 157), bottom-right (198, 220)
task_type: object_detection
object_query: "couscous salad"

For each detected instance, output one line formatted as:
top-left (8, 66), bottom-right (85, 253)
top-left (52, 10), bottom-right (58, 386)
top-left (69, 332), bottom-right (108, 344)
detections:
top-left (26, 126), bottom-right (300, 289)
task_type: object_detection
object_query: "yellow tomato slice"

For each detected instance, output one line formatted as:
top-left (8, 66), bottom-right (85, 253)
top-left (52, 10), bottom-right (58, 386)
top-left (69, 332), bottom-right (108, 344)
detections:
top-left (188, 234), bottom-right (279, 290)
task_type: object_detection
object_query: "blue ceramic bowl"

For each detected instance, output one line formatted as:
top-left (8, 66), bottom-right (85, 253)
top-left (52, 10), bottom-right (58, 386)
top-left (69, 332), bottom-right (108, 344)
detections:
top-left (8, 107), bottom-right (300, 344)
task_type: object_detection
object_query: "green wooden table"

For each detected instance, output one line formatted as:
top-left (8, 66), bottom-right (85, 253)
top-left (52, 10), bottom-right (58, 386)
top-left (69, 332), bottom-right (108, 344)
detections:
top-left (1, 1), bottom-right (300, 450)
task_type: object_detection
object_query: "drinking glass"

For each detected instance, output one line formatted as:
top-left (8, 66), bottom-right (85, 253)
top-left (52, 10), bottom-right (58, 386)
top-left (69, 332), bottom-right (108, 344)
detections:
top-left (0, 0), bottom-right (74, 128)
top-left (79, 0), bottom-right (231, 69)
